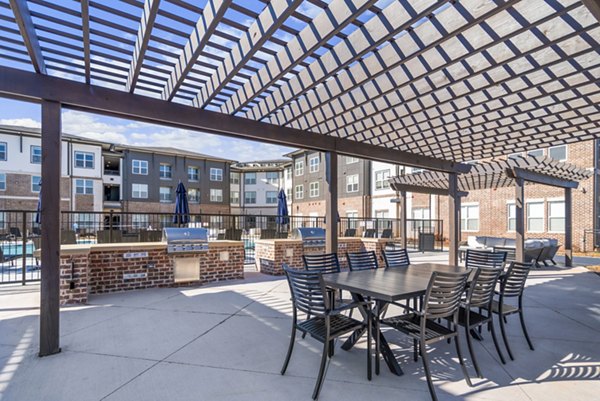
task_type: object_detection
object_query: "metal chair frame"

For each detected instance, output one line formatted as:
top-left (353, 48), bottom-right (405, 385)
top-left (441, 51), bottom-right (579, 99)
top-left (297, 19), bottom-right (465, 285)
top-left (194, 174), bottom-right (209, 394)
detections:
top-left (347, 251), bottom-right (378, 271)
top-left (382, 248), bottom-right (410, 269)
top-left (465, 249), bottom-right (507, 269)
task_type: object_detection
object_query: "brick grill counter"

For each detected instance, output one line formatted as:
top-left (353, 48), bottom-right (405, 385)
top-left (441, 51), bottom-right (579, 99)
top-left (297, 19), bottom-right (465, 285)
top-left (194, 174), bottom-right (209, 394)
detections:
top-left (49, 241), bottom-right (244, 305)
top-left (255, 237), bottom-right (395, 275)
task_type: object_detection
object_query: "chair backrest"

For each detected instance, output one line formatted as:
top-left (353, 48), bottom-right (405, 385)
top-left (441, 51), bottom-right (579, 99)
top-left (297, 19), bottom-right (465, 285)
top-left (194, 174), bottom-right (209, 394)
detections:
top-left (303, 253), bottom-right (340, 274)
top-left (347, 251), bottom-right (378, 271)
top-left (60, 230), bottom-right (77, 245)
top-left (493, 246), bottom-right (516, 262)
top-left (382, 248), bottom-right (410, 268)
top-left (465, 249), bottom-right (506, 269)
top-left (423, 271), bottom-right (470, 320)
top-left (381, 229), bottom-right (392, 238)
top-left (283, 264), bottom-right (328, 316)
top-left (500, 261), bottom-right (532, 298)
top-left (260, 229), bottom-right (276, 239)
top-left (466, 268), bottom-right (503, 308)
top-left (9, 227), bottom-right (21, 237)
top-left (225, 228), bottom-right (242, 241)
top-left (363, 229), bottom-right (377, 238)
top-left (343, 228), bottom-right (356, 237)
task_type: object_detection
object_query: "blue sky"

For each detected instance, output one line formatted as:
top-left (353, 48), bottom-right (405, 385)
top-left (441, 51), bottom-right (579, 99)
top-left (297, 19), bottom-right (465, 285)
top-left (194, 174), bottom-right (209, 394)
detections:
top-left (0, 97), bottom-right (294, 161)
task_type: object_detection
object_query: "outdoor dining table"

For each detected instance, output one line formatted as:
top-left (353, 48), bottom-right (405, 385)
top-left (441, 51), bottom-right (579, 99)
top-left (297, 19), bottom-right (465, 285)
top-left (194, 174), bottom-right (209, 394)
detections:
top-left (323, 263), bottom-right (474, 376)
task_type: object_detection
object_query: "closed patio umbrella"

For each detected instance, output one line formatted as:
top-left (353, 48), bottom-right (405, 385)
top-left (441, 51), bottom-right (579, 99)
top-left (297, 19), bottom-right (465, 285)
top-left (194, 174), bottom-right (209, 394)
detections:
top-left (276, 189), bottom-right (289, 226)
top-left (173, 181), bottom-right (190, 226)
top-left (35, 181), bottom-right (42, 225)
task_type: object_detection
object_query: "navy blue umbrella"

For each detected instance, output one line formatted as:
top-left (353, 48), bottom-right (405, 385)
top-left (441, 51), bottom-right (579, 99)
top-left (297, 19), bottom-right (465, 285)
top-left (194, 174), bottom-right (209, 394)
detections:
top-left (276, 189), bottom-right (289, 225)
top-left (35, 180), bottom-right (42, 225)
top-left (173, 181), bottom-right (190, 226)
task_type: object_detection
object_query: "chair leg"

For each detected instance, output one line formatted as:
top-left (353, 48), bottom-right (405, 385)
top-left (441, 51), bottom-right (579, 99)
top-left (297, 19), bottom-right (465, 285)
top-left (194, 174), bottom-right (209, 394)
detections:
top-left (302, 314), bottom-right (310, 339)
top-left (465, 326), bottom-right (481, 379)
top-left (455, 334), bottom-right (473, 387)
top-left (519, 310), bottom-right (535, 351)
top-left (413, 339), bottom-right (419, 362)
top-left (420, 339), bottom-right (438, 401)
top-left (375, 304), bottom-right (380, 376)
top-left (367, 304), bottom-right (372, 381)
top-left (312, 339), bottom-right (330, 400)
top-left (489, 318), bottom-right (506, 364)
top-left (498, 313), bottom-right (514, 361)
top-left (328, 340), bottom-right (335, 358)
top-left (281, 325), bottom-right (297, 375)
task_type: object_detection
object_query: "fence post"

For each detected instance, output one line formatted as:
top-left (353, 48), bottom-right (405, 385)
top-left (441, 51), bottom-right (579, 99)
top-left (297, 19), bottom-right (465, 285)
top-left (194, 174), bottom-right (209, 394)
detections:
top-left (21, 211), bottom-right (27, 286)
top-left (109, 210), bottom-right (114, 243)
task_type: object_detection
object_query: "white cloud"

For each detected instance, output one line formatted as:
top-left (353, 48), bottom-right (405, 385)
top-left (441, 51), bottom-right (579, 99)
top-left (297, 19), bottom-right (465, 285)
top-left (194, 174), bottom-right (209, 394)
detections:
top-left (0, 118), bottom-right (41, 128)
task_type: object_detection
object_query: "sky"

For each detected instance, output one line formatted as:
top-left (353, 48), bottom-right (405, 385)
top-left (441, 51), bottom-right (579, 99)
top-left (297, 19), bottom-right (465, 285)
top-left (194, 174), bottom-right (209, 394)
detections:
top-left (0, 97), bottom-right (294, 162)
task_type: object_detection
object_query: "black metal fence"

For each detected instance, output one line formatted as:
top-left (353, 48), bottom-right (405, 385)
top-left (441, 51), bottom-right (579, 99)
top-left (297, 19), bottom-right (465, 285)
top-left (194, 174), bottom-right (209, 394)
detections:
top-left (0, 210), bottom-right (443, 284)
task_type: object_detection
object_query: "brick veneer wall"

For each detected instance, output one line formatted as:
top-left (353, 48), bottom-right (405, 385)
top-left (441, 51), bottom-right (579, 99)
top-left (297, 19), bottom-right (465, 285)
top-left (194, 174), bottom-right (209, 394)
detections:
top-left (59, 253), bottom-right (89, 304)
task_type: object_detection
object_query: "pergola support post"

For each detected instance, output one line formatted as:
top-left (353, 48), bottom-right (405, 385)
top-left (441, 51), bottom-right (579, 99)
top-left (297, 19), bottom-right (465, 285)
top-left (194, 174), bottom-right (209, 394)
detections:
top-left (448, 173), bottom-right (460, 266)
top-left (325, 151), bottom-right (338, 254)
top-left (399, 191), bottom-right (407, 249)
top-left (565, 187), bottom-right (573, 267)
top-left (39, 100), bottom-right (62, 357)
top-left (515, 177), bottom-right (525, 263)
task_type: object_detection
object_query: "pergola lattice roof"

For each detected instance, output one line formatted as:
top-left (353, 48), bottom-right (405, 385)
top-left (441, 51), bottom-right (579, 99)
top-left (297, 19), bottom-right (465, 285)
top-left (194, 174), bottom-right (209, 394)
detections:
top-left (389, 155), bottom-right (594, 193)
top-left (0, 0), bottom-right (599, 162)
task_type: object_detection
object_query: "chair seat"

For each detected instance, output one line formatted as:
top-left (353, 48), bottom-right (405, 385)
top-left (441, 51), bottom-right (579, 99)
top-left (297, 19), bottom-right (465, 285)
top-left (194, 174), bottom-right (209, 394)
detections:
top-left (298, 315), bottom-right (363, 342)
top-left (381, 313), bottom-right (455, 343)
top-left (457, 307), bottom-right (491, 327)
top-left (488, 300), bottom-right (519, 315)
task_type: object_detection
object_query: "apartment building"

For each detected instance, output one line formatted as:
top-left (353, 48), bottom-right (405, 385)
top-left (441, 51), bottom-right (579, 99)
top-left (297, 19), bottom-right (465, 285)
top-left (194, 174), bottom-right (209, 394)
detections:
top-left (285, 150), bottom-right (371, 223)
top-left (230, 160), bottom-right (289, 216)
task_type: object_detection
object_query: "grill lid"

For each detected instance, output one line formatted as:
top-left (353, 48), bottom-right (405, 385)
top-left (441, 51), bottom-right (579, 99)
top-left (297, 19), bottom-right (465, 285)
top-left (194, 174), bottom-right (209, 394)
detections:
top-left (163, 227), bottom-right (209, 253)
top-left (292, 227), bottom-right (326, 247)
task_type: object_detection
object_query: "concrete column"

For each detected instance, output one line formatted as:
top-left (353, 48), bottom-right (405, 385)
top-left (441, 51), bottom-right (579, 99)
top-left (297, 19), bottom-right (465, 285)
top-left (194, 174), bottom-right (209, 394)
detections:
top-left (565, 187), bottom-right (573, 267)
top-left (448, 173), bottom-right (460, 266)
top-left (325, 151), bottom-right (338, 254)
top-left (515, 177), bottom-right (525, 263)
top-left (39, 100), bottom-right (62, 357)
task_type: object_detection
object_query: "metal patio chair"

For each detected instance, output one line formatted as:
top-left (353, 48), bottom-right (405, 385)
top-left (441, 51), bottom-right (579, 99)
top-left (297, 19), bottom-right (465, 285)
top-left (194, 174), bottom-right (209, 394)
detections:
top-left (347, 250), bottom-right (378, 271)
top-left (380, 271), bottom-right (472, 401)
top-left (465, 249), bottom-right (507, 269)
top-left (382, 248), bottom-right (410, 269)
top-left (454, 267), bottom-right (506, 380)
top-left (343, 228), bottom-right (356, 237)
top-left (488, 261), bottom-right (534, 360)
top-left (281, 265), bottom-right (371, 400)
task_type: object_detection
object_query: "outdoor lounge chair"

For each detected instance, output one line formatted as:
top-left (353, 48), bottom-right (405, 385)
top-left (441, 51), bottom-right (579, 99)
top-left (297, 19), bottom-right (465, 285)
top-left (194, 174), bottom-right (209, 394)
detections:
top-left (363, 229), bottom-right (377, 238)
top-left (343, 228), bottom-right (356, 237)
top-left (260, 229), bottom-right (276, 239)
top-left (9, 227), bottom-right (21, 239)
top-left (60, 230), bottom-right (77, 245)
top-left (381, 228), bottom-right (392, 238)
top-left (281, 264), bottom-right (371, 400)
top-left (225, 228), bottom-right (242, 241)
top-left (380, 271), bottom-right (472, 401)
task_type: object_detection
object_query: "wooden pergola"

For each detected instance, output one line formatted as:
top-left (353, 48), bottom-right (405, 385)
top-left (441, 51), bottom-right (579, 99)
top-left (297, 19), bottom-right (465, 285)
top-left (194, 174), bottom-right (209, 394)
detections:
top-left (0, 0), bottom-right (599, 357)
top-left (389, 155), bottom-right (594, 266)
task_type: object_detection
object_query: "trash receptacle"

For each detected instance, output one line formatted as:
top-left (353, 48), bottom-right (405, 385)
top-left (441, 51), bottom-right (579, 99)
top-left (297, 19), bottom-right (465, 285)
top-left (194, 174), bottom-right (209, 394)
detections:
top-left (418, 232), bottom-right (435, 252)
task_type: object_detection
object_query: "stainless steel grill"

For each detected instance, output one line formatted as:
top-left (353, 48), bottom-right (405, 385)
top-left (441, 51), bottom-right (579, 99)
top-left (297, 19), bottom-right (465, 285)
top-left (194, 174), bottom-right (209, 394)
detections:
top-left (292, 227), bottom-right (326, 248)
top-left (163, 227), bottom-right (209, 253)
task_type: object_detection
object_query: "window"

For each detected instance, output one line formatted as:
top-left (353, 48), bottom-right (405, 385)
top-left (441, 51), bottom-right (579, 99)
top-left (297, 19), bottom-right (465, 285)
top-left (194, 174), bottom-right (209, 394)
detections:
top-left (75, 213), bottom-right (96, 230)
top-left (75, 151), bottom-right (94, 169)
top-left (210, 189), bottom-right (223, 202)
top-left (527, 149), bottom-right (543, 158)
top-left (132, 183), bottom-right (148, 199)
top-left (31, 145), bottom-right (42, 164)
top-left (188, 166), bottom-right (199, 181)
top-left (266, 191), bottom-right (278, 204)
top-left (31, 176), bottom-right (41, 193)
top-left (309, 156), bottom-right (320, 173)
top-left (285, 188), bottom-right (292, 199)
top-left (461, 204), bottom-right (480, 231)
top-left (0, 212), bottom-right (5, 229)
top-left (346, 211), bottom-right (358, 229)
top-left (75, 179), bottom-right (94, 195)
top-left (266, 171), bottom-right (279, 184)
top-left (507, 203), bottom-right (516, 232)
top-left (0, 173), bottom-right (5, 191)
top-left (159, 163), bottom-right (172, 179)
top-left (548, 145), bottom-right (567, 161)
top-left (548, 201), bottom-right (565, 232)
top-left (527, 202), bottom-right (544, 232)
top-left (295, 184), bottom-right (304, 199)
top-left (230, 171), bottom-right (240, 184)
top-left (188, 188), bottom-right (200, 203)
top-left (309, 181), bottom-right (319, 197)
top-left (285, 167), bottom-right (292, 180)
top-left (245, 172), bottom-right (256, 185)
top-left (375, 210), bottom-right (389, 219)
top-left (244, 191), bottom-right (256, 204)
top-left (346, 174), bottom-right (359, 193)
top-left (412, 208), bottom-right (430, 220)
top-left (132, 214), bottom-right (149, 229)
top-left (346, 156), bottom-right (359, 164)
top-left (375, 170), bottom-right (390, 190)
top-left (159, 187), bottom-right (172, 202)
top-left (0, 142), bottom-right (6, 161)
top-left (210, 168), bottom-right (223, 181)
top-left (132, 160), bottom-right (148, 175)
top-left (230, 191), bottom-right (239, 204)
top-left (295, 160), bottom-right (304, 176)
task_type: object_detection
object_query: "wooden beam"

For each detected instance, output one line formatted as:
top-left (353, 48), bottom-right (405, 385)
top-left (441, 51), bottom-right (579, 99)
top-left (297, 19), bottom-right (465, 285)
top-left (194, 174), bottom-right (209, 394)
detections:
top-left (126, 0), bottom-right (161, 93)
top-left (325, 151), bottom-right (338, 254)
top-left (389, 182), bottom-right (468, 197)
top-left (0, 66), bottom-right (470, 173)
top-left (565, 187), bottom-right (573, 267)
top-left (582, 0), bottom-right (600, 23)
top-left (448, 173), bottom-right (460, 266)
top-left (81, 0), bottom-right (90, 84)
top-left (398, 191), bottom-right (407, 249)
top-left (39, 100), bottom-right (61, 357)
top-left (161, 0), bottom-right (232, 101)
top-left (506, 167), bottom-right (579, 189)
top-left (193, 0), bottom-right (304, 109)
top-left (9, 0), bottom-right (46, 74)
top-left (515, 177), bottom-right (525, 263)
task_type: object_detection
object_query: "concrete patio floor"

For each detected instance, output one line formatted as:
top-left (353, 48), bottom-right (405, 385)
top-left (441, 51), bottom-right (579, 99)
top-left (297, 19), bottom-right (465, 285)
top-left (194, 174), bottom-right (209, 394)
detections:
top-left (1, 258), bottom-right (599, 401)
